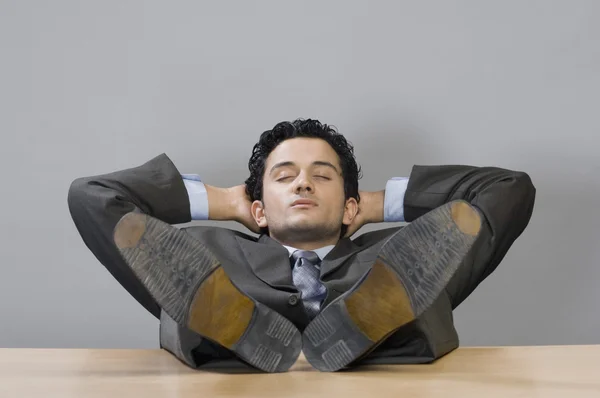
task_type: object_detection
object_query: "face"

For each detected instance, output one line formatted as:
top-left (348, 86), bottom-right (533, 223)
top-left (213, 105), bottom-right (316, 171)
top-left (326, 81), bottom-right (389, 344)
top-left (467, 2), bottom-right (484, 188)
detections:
top-left (251, 137), bottom-right (358, 245)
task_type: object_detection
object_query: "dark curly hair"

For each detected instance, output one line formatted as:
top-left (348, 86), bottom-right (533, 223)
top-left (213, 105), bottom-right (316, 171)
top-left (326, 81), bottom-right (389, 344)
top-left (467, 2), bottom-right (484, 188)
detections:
top-left (245, 118), bottom-right (362, 236)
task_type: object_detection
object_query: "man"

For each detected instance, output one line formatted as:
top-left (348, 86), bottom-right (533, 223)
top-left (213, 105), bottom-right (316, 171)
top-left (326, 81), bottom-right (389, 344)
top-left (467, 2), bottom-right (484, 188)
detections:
top-left (68, 119), bottom-right (536, 372)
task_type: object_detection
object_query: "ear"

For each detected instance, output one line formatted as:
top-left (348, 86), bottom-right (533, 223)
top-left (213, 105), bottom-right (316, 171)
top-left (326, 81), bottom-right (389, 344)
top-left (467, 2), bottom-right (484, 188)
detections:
top-left (251, 200), bottom-right (268, 228)
top-left (342, 197), bottom-right (359, 226)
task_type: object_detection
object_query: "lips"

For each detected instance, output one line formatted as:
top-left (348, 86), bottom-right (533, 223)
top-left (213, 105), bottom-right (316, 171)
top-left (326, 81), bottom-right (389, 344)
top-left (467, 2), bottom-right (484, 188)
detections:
top-left (291, 199), bottom-right (317, 207)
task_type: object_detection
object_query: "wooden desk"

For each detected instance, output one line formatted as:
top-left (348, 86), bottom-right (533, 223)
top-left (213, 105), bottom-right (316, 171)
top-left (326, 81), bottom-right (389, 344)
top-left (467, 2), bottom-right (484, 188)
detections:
top-left (1, 346), bottom-right (599, 397)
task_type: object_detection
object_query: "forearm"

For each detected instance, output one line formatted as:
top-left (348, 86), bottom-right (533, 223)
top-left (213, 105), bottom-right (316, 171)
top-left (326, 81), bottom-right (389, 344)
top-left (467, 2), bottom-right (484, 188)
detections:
top-left (181, 176), bottom-right (237, 221)
top-left (403, 165), bottom-right (535, 222)
top-left (205, 184), bottom-right (238, 221)
top-left (67, 153), bottom-right (190, 317)
top-left (360, 190), bottom-right (385, 224)
top-left (344, 185), bottom-right (399, 238)
top-left (183, 176), bottom-right (258, 232)
top-left (359, 176), bottom-right (409, 225)
top-left (68, 153), bottom-right (192, 228)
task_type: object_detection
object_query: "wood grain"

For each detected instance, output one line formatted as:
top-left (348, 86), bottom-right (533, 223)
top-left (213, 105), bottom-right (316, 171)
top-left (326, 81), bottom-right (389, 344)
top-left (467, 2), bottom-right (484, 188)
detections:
top-left (1, 346), bottom-right (599, 397)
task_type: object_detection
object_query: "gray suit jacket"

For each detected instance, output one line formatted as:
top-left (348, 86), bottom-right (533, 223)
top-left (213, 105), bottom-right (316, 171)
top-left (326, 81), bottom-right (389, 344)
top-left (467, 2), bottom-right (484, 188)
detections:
top-left (67, 153), bottom-right (536, 368)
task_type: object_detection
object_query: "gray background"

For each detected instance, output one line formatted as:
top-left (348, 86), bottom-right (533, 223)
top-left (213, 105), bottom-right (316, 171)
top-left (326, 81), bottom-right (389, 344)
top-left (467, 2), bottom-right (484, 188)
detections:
top-left (1, 0), bottom-right (598, 349)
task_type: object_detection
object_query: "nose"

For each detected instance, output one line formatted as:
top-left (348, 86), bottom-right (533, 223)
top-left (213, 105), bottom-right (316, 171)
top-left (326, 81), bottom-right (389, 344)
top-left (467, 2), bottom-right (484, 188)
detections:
top-left (293, 173), bottom-right (314, 193)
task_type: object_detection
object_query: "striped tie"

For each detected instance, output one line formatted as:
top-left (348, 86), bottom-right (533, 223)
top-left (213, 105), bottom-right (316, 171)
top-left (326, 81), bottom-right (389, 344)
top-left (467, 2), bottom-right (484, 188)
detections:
top-left (291, 250), bottom-right (327, 319)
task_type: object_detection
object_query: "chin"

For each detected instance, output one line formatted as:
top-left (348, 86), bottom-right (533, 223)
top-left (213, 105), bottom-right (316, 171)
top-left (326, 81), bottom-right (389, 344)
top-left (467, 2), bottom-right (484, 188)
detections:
top-left (273, 224), bottom-right (338, 243)
top-left (267, 215), bottom-right (343, 241)
top-left (286, 220), bottom-right (323, 231)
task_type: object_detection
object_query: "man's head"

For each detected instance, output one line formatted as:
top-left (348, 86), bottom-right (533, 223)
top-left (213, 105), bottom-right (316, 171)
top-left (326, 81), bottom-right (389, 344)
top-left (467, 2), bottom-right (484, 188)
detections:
top-left (245, 119), bottom-right (362, 248)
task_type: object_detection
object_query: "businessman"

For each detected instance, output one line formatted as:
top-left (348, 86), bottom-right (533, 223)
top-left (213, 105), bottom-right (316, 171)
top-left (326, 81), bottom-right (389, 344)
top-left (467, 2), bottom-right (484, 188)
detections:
top-left (68, 119), bottom-right (536, 372)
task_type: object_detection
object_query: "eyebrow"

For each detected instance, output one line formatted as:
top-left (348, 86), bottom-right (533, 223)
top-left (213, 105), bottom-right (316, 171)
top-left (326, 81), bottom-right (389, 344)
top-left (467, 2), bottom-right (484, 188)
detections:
top-left (269, 161), bottom-right (340, 176)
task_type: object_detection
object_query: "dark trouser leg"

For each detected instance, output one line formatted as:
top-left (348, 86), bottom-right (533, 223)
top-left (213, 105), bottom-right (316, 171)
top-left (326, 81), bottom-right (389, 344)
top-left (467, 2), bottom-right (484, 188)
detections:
top-left (159, 310), bottom-right (206, 368)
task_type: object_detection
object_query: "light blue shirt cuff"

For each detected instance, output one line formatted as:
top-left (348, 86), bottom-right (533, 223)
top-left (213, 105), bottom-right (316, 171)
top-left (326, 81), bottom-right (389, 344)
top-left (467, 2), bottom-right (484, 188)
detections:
top-left (181, 174), bottom-right (209, 220)
top-left (384, 177), bottom-right (409, 222)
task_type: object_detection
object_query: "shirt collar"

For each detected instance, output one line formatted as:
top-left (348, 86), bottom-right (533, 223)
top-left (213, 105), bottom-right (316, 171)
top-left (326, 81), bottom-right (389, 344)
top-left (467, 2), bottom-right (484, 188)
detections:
top-left (282, 244), bottom-right (335, 261)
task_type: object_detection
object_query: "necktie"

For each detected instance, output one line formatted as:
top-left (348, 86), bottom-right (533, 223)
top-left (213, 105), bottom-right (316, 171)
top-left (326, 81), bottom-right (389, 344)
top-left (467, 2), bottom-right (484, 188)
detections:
top-left (291, 250), bottom-right (327, 319)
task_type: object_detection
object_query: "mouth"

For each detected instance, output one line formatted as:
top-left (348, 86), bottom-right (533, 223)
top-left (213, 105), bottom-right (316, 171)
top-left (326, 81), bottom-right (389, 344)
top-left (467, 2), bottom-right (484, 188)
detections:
top-left (291, 199), bottom-right (317, 208)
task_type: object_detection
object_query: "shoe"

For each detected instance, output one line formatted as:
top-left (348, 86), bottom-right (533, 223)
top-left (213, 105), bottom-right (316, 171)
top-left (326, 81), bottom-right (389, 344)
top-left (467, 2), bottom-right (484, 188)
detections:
top-left (113, 212), bottom-right (302, 373)
top-left (302, 200), bottom-right (482, 371)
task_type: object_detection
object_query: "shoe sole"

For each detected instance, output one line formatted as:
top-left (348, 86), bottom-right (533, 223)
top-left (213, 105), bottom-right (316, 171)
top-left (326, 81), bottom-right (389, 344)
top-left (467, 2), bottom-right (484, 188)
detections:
top-left (113, 213), bottom-right (302, 373)
top-left (302, 200), bottom-right (482, 371)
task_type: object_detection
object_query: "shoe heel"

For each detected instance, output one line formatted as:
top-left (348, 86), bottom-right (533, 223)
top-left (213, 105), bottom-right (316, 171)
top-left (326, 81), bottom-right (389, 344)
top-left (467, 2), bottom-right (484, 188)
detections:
top-left (233, 303), bottom-right (302, 373)
top-left (187, 267), bottom-right (302, 372)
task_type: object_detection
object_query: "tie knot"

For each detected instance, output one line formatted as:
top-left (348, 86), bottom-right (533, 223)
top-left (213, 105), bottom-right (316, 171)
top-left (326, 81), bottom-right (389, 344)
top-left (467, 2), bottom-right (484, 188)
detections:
top-left (292, 250), bottom-right (320, 264)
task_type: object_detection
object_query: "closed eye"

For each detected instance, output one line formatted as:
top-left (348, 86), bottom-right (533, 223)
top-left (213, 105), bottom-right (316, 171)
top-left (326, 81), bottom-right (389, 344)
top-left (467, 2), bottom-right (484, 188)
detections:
top-left (276, 176), bottom-right (294, 182)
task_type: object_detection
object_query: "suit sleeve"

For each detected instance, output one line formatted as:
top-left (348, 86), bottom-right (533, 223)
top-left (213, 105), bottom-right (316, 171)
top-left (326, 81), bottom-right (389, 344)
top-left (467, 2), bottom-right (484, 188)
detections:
top-left (403, 165), bottom-right (536, 308)
top-left (67, 153), bottom-right (191, 318)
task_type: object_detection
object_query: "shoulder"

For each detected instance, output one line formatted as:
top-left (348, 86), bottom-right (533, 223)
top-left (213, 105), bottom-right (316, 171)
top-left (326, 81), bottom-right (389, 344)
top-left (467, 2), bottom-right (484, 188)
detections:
top-left (181, 225), bottom-right (258, 242)
top-left (351, 226), bottom-right (404, 246)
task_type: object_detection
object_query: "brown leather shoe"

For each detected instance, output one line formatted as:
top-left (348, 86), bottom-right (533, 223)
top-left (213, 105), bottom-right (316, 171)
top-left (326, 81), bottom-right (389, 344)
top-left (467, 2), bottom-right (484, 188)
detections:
top-left (114, 212), bottom-right (301, 373)
top-left (302, 200), bottom-right (482, 371)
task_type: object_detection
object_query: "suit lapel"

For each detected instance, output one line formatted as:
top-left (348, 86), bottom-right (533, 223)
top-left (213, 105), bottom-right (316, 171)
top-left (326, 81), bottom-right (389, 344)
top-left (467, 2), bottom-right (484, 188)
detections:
top-left (235, 234), bottom-right (297, 291)
top-left (236, 234), bottom-right (369, 289)
top-left (320, 237), bottom-right (364, 279)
